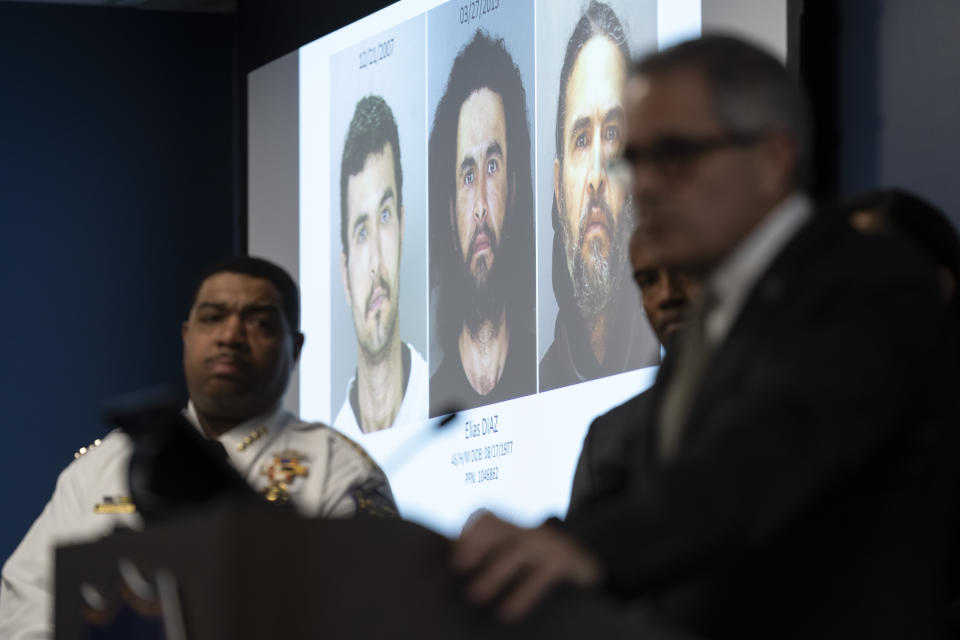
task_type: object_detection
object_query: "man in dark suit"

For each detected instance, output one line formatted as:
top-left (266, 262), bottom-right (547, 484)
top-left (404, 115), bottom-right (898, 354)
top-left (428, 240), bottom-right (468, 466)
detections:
top-left (567, 230), bottom-right (699, 518)
top-left (453, 35), bottom-right (958, 638)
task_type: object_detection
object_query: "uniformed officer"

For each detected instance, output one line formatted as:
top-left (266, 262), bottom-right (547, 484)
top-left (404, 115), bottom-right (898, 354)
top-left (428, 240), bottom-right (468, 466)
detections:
top-left (0, 256), bottom-right (396, 639)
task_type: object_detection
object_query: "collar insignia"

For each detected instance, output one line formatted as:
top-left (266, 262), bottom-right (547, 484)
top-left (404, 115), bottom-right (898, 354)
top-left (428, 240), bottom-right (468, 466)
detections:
top-left (74, 438), bottom-right (103, 460)
top-left (94, 495), bottom-right (136, 514)
top-left (236, 425), bottom-right (268, 452)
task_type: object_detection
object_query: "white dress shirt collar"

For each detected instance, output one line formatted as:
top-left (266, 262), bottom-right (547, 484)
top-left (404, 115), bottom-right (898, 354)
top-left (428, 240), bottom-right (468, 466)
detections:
top-left (705, 192), bottom-right (813, 344)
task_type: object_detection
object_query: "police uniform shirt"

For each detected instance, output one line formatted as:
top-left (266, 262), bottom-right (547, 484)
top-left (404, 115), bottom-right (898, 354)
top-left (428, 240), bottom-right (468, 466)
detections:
top-left (0, 402), bottom-right (395, 640)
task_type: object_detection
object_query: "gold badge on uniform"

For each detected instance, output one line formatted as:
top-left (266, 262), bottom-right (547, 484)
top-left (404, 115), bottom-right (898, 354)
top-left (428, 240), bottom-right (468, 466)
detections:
top-left (260, 449), bottom-right (310, 503)
top-left (94, 495), bottom-right (136, 514)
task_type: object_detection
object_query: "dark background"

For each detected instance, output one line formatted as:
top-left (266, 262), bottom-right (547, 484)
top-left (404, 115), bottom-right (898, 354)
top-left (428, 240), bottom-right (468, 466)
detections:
top-left (2, 0), bottom-right (958, 566)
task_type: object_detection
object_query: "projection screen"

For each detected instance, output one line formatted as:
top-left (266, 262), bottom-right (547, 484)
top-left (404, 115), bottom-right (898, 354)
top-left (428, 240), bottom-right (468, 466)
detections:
top-left (248, 0), bottom-right (789, 536)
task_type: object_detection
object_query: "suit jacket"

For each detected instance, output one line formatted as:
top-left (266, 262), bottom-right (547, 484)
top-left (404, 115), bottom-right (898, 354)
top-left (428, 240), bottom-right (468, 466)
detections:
top-left (567, 390), bottom-right (653, 520)
top-left (563, 211), bottom-right (959, 639)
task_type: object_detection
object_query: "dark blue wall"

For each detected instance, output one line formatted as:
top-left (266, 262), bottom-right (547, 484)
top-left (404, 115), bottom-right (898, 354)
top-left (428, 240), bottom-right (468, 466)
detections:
top-left (837, 0), bottom-right (960, 228)
top-left (0, 4), bottom-right (235, 565)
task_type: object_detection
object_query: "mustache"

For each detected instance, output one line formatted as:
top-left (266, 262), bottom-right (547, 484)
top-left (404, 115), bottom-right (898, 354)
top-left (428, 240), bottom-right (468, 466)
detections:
top-left (204, 352), bottom-right (251, 367)
top-left (469, 219), bottom-right (499, 259)
top-left (578, 194), bottom-right (615, 246)
top-left (365, 275), bottom-right (391, 315)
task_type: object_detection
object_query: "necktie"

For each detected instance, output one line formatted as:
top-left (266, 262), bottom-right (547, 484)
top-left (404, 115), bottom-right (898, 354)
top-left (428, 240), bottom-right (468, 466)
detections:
top-left (657, 287), bottom-right (718, 461)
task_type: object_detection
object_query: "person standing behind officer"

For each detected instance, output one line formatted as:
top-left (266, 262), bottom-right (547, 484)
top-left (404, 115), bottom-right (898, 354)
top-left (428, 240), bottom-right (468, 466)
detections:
top-left (0, 256), bottom-right (396, 640)
top-left (845, 187), bottom-right (960, 316)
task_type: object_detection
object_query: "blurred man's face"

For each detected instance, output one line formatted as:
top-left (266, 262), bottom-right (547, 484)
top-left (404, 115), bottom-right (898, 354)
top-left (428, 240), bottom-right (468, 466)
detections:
top-left (341, 144), bottom-right (403, 362)
top-left (630, 231), bottom-right (699, 343)
top-left (626, 69), bottom-right (787, 272)
top-left (556, 35), bottom-right (630, 317)
top-left (183, 272), bottom-right (300, 422)
top-left (454, 88), bottom-right (509, 287)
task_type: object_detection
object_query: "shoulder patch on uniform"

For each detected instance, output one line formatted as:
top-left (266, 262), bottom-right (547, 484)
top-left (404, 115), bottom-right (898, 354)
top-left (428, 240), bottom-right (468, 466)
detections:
top-left (350, 477), bottom-right (399, 518)
top-left (73, 437), bottom-right (106, 461)
top-left (326, 427), bottom-right (379, 469)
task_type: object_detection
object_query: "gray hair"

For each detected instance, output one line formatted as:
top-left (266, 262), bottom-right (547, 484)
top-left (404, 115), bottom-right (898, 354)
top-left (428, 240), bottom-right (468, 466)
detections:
top-left (633, 34), bottom-right (812, 187)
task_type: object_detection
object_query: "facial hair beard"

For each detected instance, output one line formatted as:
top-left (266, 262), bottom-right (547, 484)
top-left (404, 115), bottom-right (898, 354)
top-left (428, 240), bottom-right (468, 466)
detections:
top-left (561, 191), bottom-right (632, 320)
top-left (459, 219), bottom-right (506, 338)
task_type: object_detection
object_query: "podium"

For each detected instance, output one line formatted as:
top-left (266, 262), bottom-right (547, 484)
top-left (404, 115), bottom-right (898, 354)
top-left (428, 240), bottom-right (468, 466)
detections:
top-left (54, 504), bottom-right (694, 639)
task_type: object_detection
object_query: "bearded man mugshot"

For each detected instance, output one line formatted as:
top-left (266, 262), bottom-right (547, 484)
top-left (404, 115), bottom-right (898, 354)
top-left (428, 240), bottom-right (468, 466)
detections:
top-left (428, 29), bottom-right (536, 416)
top-left (540, 1), bottom-right (659, 391)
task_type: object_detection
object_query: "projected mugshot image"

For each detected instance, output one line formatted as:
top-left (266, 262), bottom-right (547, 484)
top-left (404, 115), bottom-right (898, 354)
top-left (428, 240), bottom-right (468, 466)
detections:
top-left (428, 30), bottom-right (536, 417)
top-left (334, 95), bottom-right (428, 436)
top-left (539, 1), bottom-right (659, 391)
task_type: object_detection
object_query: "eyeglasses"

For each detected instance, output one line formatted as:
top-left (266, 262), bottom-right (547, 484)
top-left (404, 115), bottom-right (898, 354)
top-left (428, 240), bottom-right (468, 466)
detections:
top-left (607, 131), bottom-right (764, 181)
